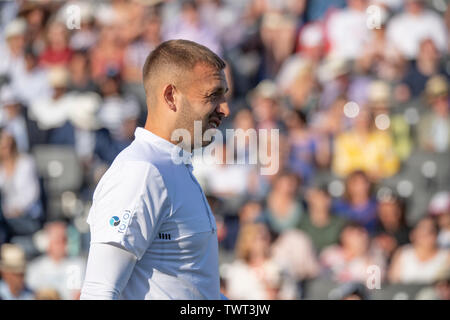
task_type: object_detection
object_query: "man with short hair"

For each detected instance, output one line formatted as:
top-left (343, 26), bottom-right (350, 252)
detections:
top-left (386, 0), bottom-right (447, 59)
top-left (26, 221), bottom-right (86, 300)
top-left (80, 39), bottom-right (230, 300)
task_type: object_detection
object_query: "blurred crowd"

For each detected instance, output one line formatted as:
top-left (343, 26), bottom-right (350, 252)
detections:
top-left (0, 0), bottom-right (449, 300)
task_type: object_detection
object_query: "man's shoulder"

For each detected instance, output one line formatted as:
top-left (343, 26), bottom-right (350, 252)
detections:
top-left (115, 138), bottom-right (179, 174)
top-left (93, 141), bottom-right (178, 203)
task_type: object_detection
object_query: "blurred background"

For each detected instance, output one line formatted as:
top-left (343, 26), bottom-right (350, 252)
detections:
top-left (0, 0), bottom-right (449, 300)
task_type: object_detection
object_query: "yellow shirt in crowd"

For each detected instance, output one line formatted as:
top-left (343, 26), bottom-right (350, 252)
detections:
top-left (332, 130), bottom-right (400, 179)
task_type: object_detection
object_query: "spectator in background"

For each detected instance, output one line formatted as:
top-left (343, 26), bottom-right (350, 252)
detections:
top-left (284, 109), bottom-right (328, 186)
top-left (26, 221), bottom-right (85, 300)
top-left (193, 141), bottom-right (253, 216)
top-left (219, 199), bottom-right (264, 253)
top-left (373, 190), bottom-right (410, 261)
top-left (10, 47), bottom-right (52, 107)
top-left (0, 0), bottom-right (448, 301)
top-left (123, 12), bottom-right (162, 85)
top-left (224, 223), bottom-right (286, 300)
top-left (67, 50), bottom-right (97, 93)
top-left (39, 20), bottom-right (73, 67)
top-left (295, 22), bottom-right (325, 64)
top-left (332, 107), bottom-right (400, 180)
top-left (27, 66), bottom-right (74, 143)
top-left (0, 87), bottom-right (29, 153)
top-left (262, 171), bottom-right (304, 237)
top-left (231, 108), bottom-right (259, 166)
top-left (320, 222), bottom-right (386, 283)
top-left (248, 80), bottom-right (285, 131)
top-left (67, 2), bottom-right (97, 51)
top-left (0, 18), bottom-right (26, 84)
top-left (0, 129), bottom-right (42, 238)
top-left (0, 244), bottom-right (34, 300)
top-left (299, 185), bottom-right (347, 253)
top-left (89, 16), bottom-right (124, 80)
top-left (367, 80), bottom-right (413, 161)
top-left (96, 71), bottom-right (140, 141)
top-left (389, 217), bottom-right (450, 284)
top-left (258, 12), bottom-right (298, 80)
top-left (428, 192), bottom-right (450, 249)
top-left (311, 95), bottom-right (348, 137)
top-left (65, 92), bottom-right (102, 164)
top-left (333, 170), bottom-right (378, 233)
top-left (317, 57), bottom-right (351, 110)
top-left (418, 75), bottom-right (449, 153)
top-left (387, 0), bottom-right (447, 60)
top-left (163, 0), bottom-right (222, 57)
top-left (277, 24), bottom-right (323, 114)
top-left (325, 0), bottom-right (370, 60)
top-left (416, 273), bottom-right (450, 300)
top-left (356, 2), bottom-right (405, 82)
top-left (271, 228), bottom-right (320, 299)
top-left (198, 0), bottom-right (246, 51)
top-left (400, 38), bottom-right (449, 100)
top-left (123, 12), bottom-right (162, 109)
top-left (19, 2), bottom-right (47, 54)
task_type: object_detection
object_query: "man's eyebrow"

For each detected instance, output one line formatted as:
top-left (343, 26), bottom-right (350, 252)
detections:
top-left (207, 86), bottom-right (229, 96)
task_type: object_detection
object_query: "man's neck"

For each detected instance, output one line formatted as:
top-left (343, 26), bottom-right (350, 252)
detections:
top-left (144, 121), bottom-right (192, 153)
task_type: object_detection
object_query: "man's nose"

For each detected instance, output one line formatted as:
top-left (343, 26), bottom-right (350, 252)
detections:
top-left (217, 101), bottom-right (230, 118)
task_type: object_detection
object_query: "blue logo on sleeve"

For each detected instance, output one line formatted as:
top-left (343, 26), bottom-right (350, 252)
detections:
top-left (109, 216), bottom-right (120, 227)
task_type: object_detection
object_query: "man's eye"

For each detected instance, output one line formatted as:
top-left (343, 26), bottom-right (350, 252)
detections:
top-left (207, 93), bottom-right (220, 100)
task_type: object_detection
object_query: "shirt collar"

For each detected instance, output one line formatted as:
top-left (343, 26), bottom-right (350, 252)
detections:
top-left (134, 127), bottom-right (193, 169)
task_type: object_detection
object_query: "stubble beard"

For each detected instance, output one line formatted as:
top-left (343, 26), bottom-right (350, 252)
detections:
top-left (174, 104), bottom-right (214, 151)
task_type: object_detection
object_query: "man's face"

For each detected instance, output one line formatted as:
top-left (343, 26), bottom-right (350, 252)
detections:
top-left (308, 189), bottom-right (331, 212)
top-left (1, 271), bottom-right (25, 294)
top-left (175, 63), bottom-right (229, 148)
top-left (406, 0), bottom-right (423, 15)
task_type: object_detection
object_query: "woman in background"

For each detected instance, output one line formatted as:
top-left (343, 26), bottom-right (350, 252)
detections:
top-left (389, 217), bottom-right (450, 284)
top-left (224, 223), bottom-right (288, 300)
top-left (0, 129), bottom-right (42, 238)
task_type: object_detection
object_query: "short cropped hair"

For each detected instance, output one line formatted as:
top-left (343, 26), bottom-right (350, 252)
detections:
top-left (142, 39), bottom-right (225, 96)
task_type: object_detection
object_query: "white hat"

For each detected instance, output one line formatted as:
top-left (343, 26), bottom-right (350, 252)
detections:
top-left (428, 192), bottom-right (450, 216)
top-left (248, 80), bottom-right (279, 101)
top-left (299, 23), bottom-right (323, 48)
top-left (0, 86), bottom-right (20, 107)
top-left (4, 18), bottom-right (26, 39)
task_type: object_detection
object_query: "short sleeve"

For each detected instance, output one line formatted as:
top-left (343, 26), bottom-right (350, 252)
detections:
top-left (87, 161), bottom-right (171, 260)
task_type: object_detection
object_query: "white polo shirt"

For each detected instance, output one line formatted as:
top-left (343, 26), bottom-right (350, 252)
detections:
top-left (85, 127), bottom-right (219, 299)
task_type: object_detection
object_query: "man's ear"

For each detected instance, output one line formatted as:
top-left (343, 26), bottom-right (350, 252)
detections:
top-left (163, 84), bottom-right (178, 112)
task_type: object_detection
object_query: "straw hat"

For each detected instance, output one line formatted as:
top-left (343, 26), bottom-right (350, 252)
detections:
top-left (368, 80), bottom-right (391, 107)
top-left (48, 67), bottom-right (70, 89)
top-left (425, 75), bottom-right (448, 98)
top-left (317, 57), bottom-right (350, 83)
top-left (0, 244), bottom-right (26, 274)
